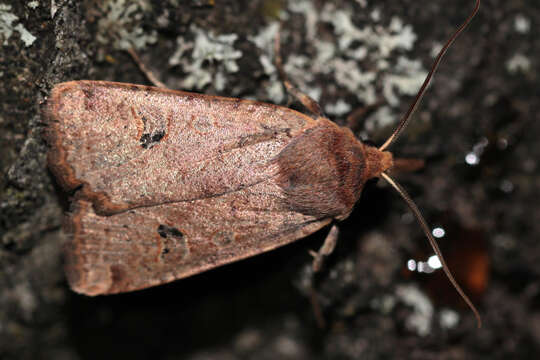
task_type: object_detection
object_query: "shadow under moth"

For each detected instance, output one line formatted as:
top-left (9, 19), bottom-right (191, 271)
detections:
top-left (44, 0), bottom-right (482, 327)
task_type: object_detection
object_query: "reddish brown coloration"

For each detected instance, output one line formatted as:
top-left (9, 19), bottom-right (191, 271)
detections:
top-left (391, 158), bottom-right (425, 174)
top-left (46, 81), bottom-right (392, 295)
top-left (45, 0), bottom-right (484, 328)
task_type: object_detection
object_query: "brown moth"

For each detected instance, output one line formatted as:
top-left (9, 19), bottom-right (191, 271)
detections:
top-left (45, 1), bottom-right (481, 326)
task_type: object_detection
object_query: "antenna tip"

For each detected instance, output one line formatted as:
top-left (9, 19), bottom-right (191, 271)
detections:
top-left (476, 315), bottom-right (483, 329)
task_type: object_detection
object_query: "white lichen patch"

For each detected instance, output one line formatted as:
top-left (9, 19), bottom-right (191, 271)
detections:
top-left (514, 14), bottom-right (530, 34)
top-left (50, 0), bottom-right (57, 18)
top-left (439, 308), bottom-right (460, 329)
top-left (504, 14), bottom-right (532, 76)
top-left (506, 53), bottom-right (531, 74)
top-left (96, 0), bottom-right (157, 51)
top-left (248, 0), bottom-right (426, 131)
top-left (370, 8), bottom-right (381, 22)
top-left (288, 0), bottom-right (318, 40)
top-left (248, 22), bottom-right (284, 102)
top-left (1, 4), bottom-right (20, 45)
top-left (169, 25), bottom-right (242, 91)
top-left (249, 21), bottom-right (280, 74)
top-left (382, 56), bottom-right (426, 106)
top-left (14, 23), bottom-right (36, 46)
top-left (284, 54), bottom-right (317, 91)
top-left (0, 3), bottom-right (36, 47)
top-left (27, 1), bottom-right (39, 9)
top-left (430, 42), bottom-right (443, 58)
top-left (364, 105), bottom-right (394, 132)
top-left (325, 99), bottom-right (352, 116)
top-left (395, 284), bottom-right (434, 336)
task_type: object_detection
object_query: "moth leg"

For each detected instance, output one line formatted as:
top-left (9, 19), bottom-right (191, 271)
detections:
top-left (274, 31), bottom-right (323, 117)
top-left (126, 48), bottom-right (168, 89)
top-left (309, 224), bottom-right (339, 272)
top-left (346, 99), bottom-right (384, 132)
top-left (309, 285), bottom-right (326, 329)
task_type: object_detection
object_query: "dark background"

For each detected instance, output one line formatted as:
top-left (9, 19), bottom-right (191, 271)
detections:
top-left (1, 0), bottom-right (537, 359)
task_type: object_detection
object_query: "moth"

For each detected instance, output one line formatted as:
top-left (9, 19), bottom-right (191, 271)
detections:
top-left (45, 1), bottom-right (481, 326)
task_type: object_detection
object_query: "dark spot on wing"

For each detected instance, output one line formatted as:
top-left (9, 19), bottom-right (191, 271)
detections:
top-left (140, 130), bottom-right (165, 149)
top-left (157, 225), bottom-right (188, 261)
top-left (157, 224), bottom-right (184, 239)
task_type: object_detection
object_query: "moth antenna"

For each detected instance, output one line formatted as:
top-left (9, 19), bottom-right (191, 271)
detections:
top-left (380, 172), bottom-right (482, 328)
top-left (379, 0), bottom-right (481, 152)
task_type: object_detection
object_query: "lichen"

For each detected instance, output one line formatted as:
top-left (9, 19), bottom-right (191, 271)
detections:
top-left (506, 53), bottom-right (530, 74)
top-left (248, 0), bottom-right (427, 133)
top-left (514, 14), bottom-right (530, 34)
top-left (248, 21), bottom-right (283, 102)
top-left (14, 23), bottom-right (36, 47)
top-left (26, 1), bottom-right (39, 10)
top-left (169, 25), bottom-right (242, 91)
top-left (96, 0), bottom-right (157, 51)
top-left (395, 284), bottom-right (434, 336)
top-left (0, 3), bottom-right (36, 47)
top-left (325, 99), bottom-right (352, 116)
top-left (505, 14), bottom-right (531, 75)
top-left (439, 308), bottom-right (460, 329)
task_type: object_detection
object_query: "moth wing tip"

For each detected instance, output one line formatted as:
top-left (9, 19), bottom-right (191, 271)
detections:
top-left (65, 262), bottom-right (114, 296)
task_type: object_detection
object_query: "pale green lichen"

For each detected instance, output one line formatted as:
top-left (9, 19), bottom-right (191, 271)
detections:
top-left (439, 308), bottom-right (460, 329)
top-left (325, 99), bottom-right (352, 116)
top-left (382, 56), bottom-right (425, 106)
top-left (14, 23), bottom-right (36, 47)
top-left (249, 21), bottom-right (280, 74)
top-left (0, 3), bottom-right (36, 47)
top-left (248, 0), bottom-right (427, 134)
top-left (514, 14), bottom-right (530, 34)
top-left (248, 21), bottom-right (284, 102)
top-left (96, 0), bottom-right (156, 51)
top-left (506, 53), bottom-right (531, 74)
top-left (288, 0), bottom-right (317, 39)
top-left (505, 14), bottom-right (531, 75)
top-left (169, 25), bottom-right (242, 91)
top-left (317, 1), bottom-right (426, 118)
top-left (50, 0), bottom-right (57, 18)
top-left (0, 4), bottom-right (18, 45)
top-left (364, 106), bottom-right (394, 133)
top-left (27, 1), bottom-right (39, 9)
top-left (395, 284), bottom-right (434, 336)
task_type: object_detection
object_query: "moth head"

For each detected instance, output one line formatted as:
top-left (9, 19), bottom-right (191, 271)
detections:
top-left (363, 145), bottom-right (393, 180)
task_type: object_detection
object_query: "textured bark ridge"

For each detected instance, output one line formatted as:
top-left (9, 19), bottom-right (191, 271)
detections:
top-left (45, 81), bottom-right (391, 295)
